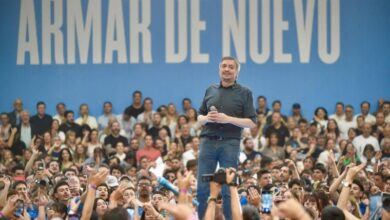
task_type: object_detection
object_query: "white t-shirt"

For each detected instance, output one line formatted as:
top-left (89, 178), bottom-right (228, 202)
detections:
top-left (329, 114), bottom-right (345, 125)
top-left (76, 116), bottom-right (98, 129)
top-left (352, 135), bottom-right (380, 160)
top-left (338, 119), bottom-right (357, 140)
top-left (353, 114), bottom-right (376, 125)
top-left (182, 149), bottom-right (197, 166)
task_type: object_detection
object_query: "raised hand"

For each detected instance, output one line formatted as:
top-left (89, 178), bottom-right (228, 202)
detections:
top-left (346, 163), bottom-right (366, 182)
top-left (225, 168), bottom-right (236, 185)
top-left (247, 187), bottom-right (261, 207)
top-left (177, 170), bottom-right (193, 190)
top-left (89, 169), bottom-right (109, 186)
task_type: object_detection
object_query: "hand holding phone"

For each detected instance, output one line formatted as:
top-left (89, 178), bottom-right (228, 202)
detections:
top-left (261, 190), bottom-right (272, 214)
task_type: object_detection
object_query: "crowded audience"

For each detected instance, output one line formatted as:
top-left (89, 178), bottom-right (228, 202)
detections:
top-left (0, 92), bottom-right (389, 220)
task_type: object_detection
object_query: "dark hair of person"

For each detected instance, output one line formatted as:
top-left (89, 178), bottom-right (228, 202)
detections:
top-left (257, 169), bottom-right (271, 179)
top-left (102, 207), bottom-right (130, 220)
top-left (314, 107), bottom-right (329, 120)
top-left (64, 110), bottom-right (74, 118)
top-left (360, 101), bottom-right (370, 108)
top-left (335, 102), bottom-right (344, 108)
top-left (53, 181), bottom-right (69, 194)
top-left (110, 164), bottom-right (125, 175)
top-left (133, 90), bottom-right (142, 97)
top-left (257, 95), bottom-right (266, 101)
top-left (272, 100), bottom-right (281, 107)
top-left (36, 101), bottom-right (46, 108)
top-left (186, 159), bottom-right (197, 170)
top-left (321, 206), bottom-right (345, 220)
top-left (288, 178), bottom-right (302, 189)
top-left (242, 205), bottom-right (260, 220)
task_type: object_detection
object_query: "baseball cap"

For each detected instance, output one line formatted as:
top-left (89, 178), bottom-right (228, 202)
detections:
top-left (106, 175), bottom-right (119, 188)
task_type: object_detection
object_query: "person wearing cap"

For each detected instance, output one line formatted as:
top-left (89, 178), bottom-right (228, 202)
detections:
top-left (291, 103), bottom-right (303, 124)
top-left (197, 56), bottom-right (256, 220)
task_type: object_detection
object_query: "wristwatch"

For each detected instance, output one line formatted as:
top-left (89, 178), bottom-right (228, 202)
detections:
top-left (342, 180), bottom-right (351, 188)
top-left (228, 182), bottom-right (238, 187)
top-left (207, 196), bottom-right (217, 204)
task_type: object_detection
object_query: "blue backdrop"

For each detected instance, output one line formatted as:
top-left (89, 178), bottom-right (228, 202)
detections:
top-left (0, 0), bottom-right (389, 117)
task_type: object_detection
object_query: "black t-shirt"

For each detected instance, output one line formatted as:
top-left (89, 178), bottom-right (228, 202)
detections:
top-left (244, 150), bottom-right (262, 161)
top-left (174, 135), bottom-right (193, 147)
top-left (265, 125), bottom-right (290, 146)
top-left (147, 126), bottom-right (171, 140)
top-left (124, 105), bottom-right (145, 119)
top-left (59, 122), bottom-right (82, 137)
top-left (104, 135), bottom-right (129, 148)
top-left (198, 83), bottom-right (256, 139)
top-left (30, 114), bottom-right (52, 135)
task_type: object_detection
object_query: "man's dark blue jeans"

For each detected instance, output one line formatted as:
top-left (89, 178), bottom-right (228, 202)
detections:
top-left (196, 137), bottom-right (240, 220)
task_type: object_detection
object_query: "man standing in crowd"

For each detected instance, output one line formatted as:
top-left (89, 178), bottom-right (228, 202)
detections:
top-left (125, 90), bottom-right (144, 119)
top-left (59, 110), bottom-right (82, 138)
top-left (8, 98), bottom-right (23, 126)
top-left (30, 101), bottom-right (52, 136)
top-left (329, 102), bottom-right (345, 124)
top-left (338, 105), bottom-right (357, 140)
top-left (354, 101), bottom-right (376, 125)
top-left (75, 103), bottom-right (98, 129)
top-left (197, 56), bottom-right (256, 220)
top-left (98, 101), bottom-right (114, 130)
top-left (18, 110), bottom-right (36, 147)
top-left (353, 123), bottom-right (380, 162)
top-left (265, 112), bottom-right (290, 147)
top-left (53, 102), bottom-right (66, 124)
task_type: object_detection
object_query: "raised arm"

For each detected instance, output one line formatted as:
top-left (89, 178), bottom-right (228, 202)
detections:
top-left (80, 169), bottom-right (109, 220)
top-left (226, 168), bottom-right (242, 220)
top-left (337, 163), bottom-right (365, 209)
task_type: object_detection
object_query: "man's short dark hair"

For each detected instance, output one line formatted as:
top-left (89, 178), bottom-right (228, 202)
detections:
top-left (186, 159), bottom-right (197, 170)
top-left (110, 165), bottom-right (125, 175)
top-left (12, 181), bottom-right (27, 189)
top-left (257, 95), bottom-right (266, 101)
top-left (132, 90), bottom-right (142, 97)
top-left (321, 206), bottom-right (345, 220)
top-left (143, 97), bottom-right (153, 104)
top-left (137, 176), bottom-right (151, 184)
top-left (103, 101), bottom-right (112, 107)
top-left (64, 110), bottom-right (74, 117)
top-left (102, 207), bottom-right (130, 220)
top-left (345, 105), bottom-right (354, 110)
top-left (63, 168), bottom-right (77, 175)
top-left (157, 105), bottom-right (167, 113)
top-left (272, 100), bottom-right (281, 106)
top-left (288, 178), bottom-right (302, 189)
top-left (313, 164), bottom-right (327, 174)
top-left (242, 205), bottom-right (260, 220)
top-left (361, 101), bottom-right (370, 108)
top-left (257, 169), bottom-right (271, 179)
top-left (53, 181), bottom-right (69, 194)
top-left (36, 101), bottom-right (46, 108)
top-left (56, 102), bottom-right (66, 108)
top-left (335, 102), bottom-right (344, 108)
top-left (182, 98), bottom-right (192, 104)
top-left (12, 164), bottom-right (25, 173)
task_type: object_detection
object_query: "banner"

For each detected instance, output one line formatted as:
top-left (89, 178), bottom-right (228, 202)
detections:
top-left (0, 0), bottom-right (389, 116)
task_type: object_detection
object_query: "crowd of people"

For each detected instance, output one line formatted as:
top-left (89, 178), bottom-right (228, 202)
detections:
top-left (0, 91), bottom-right (389, 220)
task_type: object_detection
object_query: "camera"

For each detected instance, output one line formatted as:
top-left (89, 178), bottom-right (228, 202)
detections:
top-left (35, 179), bottom-right (47, 187)
top-left (201, 168), bottom-right (237, 185)
top-left (37, 163), bottom-right (45, 171)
